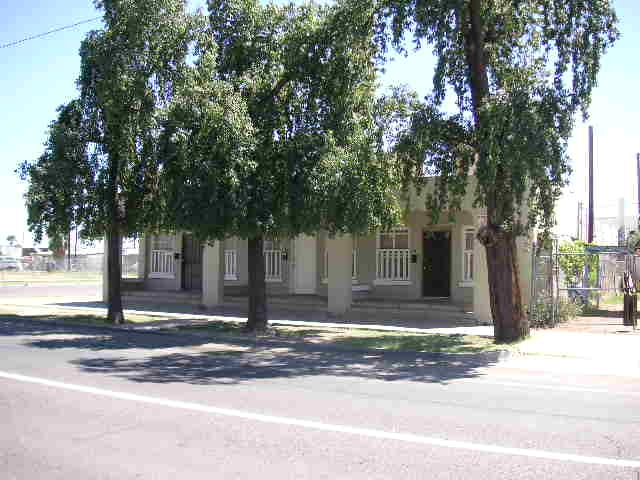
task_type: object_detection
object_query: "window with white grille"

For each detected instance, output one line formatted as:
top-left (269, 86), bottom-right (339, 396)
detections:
top-left (376, 228), bottom-right (410, 284)
top-left (224, 250), bottom-right (238, 280)
top-left (150, 234), bottom-right (175, 278)
top-left (462, 227), bottom-right (475, 284)
top-left (152, 235), bottom-right (173, 251)
top-left (263, 238), bottom-right (282, 282)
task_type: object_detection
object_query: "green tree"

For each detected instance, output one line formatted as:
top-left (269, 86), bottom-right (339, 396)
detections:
top-left (626, 230), bottom-right (640, 250)
top-left (159, 0), bottom-right (401, 331)
top-left (6, 235), bottom-right (17, 246)
top-left (75, 0), bottom-right (199, 323)
top-left (362, 0), bottom-right (618, 341)
top-left (558, 240), bottom-right (597, 287)
top-left (18, 100), bottom-right (95, 265)
top-left (48, 235), bottom-right (66, 260)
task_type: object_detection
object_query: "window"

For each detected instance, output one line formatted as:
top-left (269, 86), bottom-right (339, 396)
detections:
top-left (375, 228), bottom-right (410, 284)
top-left (263, 237), bottom-right (282, 282)
top-left (150, 234), bottom-right (175, 278)
top-left (224, 249), bottom-right (238, 280)
top-left (462, 227), bottom-right (475, 285)
top-left (152, 234), bottom-right (173, 251)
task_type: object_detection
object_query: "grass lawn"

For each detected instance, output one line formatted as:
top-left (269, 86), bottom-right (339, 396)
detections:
top-left (164, 322), bottom-right (511, 354)
top-left (600, 293), bottom-right (623, 306)
top-left (0, 306), bottom-right (514, 354)
top-left (0, 271), bottom-right (102, 283)
top-left (0, 306), bottom-right (170, 326)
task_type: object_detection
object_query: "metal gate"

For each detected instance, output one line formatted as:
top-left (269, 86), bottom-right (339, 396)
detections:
top-left (529, 242), bottom-right (633, 328)
top-left (181, 234), bottom-right (203, 291)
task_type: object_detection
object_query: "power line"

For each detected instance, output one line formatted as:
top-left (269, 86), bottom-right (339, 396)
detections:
top-left (1, 17), bottom-right (101, 49)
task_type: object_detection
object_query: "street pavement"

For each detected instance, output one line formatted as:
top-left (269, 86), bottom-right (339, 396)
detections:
top-left (1, 282), bottom-right (639, 377)
top-left (1, 283), bottom-right (640, 479)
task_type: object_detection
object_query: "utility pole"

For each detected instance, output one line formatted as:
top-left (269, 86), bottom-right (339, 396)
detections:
top-left (587, 126), bottom-right (594, 243)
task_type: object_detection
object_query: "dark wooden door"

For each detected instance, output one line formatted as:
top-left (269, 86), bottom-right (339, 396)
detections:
top-left (422, 231), bottom-right (451, 297)
top-left (181, 234), bottom-right (203, 291)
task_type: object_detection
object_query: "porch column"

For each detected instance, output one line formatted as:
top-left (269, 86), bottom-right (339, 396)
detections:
top-left (294, 234), bottom-right (318, 294)
top-left (202, 241), bottom-right (224, 308)
top-left (473, 234), bottom-right (492, 325)
top-left (327, 234), bottom-right (353, 315)
top-left (137, 234), bottom-right (146, 279)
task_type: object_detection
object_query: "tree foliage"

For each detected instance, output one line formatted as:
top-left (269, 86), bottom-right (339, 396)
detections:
top-left (626, 230), bottom-right (640, 250)
top-left (77, 0), bottom-right (199, 240)
top-left (20, 0), bottom-right (200, 323)
top-left (373, 0), bottom-right (619, 234)
top-left (158, 0), bottom-right (402, 330)
top-left (558, 239), bottom-right (597, 287)
top-left (357, 0), bottom-right (618, 341)
top-left (19, 101), bottom-right (95, 245)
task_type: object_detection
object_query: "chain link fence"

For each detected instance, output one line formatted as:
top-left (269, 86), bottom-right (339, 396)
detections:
top-left (529, 240), bottom-right (559, 328)
top-left (529, 241), bottom-right (633, 328)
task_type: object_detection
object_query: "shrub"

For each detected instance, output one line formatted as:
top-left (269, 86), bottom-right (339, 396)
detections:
top-left (529, 298), bottom-right (582, 329)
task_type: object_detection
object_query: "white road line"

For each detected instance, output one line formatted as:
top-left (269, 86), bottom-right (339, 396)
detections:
top-left (2, 371), bottom-right (639, 469)
top-left (460, 379), bottom-right (640, 396)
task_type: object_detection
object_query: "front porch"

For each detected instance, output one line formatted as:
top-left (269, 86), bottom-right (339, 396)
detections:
top-left (120, 286), bottom-right (478, 327)
top-left (110, 217), bottom-right (520, 326)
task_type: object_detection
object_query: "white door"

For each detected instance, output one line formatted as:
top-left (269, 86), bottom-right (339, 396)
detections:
top-left (294, 235), bottom-right (317, 294)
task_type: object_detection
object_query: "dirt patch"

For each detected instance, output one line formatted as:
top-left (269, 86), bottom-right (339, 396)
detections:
top-left (554, 304), bottom-right (639, 334)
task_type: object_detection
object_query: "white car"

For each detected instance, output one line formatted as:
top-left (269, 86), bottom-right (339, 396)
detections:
top-left (0, 256), bottom-right (20, 270)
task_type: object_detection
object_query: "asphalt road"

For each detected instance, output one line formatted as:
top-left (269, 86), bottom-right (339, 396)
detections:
top-left (1, 317), bottom-right (639, 479)
top-left (0, 282), bottom-right (101, 301)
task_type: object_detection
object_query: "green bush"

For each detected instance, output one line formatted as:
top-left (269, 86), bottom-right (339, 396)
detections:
top-left (558, 298), bottom-right (583, 322)
top-left (558, 240), bottom-right (598, 287)
top-left (529, 298), bottom-right (582, 329)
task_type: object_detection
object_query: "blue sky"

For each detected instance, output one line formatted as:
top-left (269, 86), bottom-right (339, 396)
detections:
top-left (1, 0), bottom-right (637, 247)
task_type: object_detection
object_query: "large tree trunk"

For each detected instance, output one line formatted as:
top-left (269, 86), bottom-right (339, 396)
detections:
top-left (479, 226), bottom-right (529, 342)
top-left (462, 1), bottom-right (528, 342)
top-left (106, 227), bottom-right (125, 324)
top-left (246, 235), bottom-right (268, 332)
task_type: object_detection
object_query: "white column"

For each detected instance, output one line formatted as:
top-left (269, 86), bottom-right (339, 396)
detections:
top-left (102, 235), bottom-right (109, 302)
top-left (473, 234), bottom-right (493, 325)
top-left (294, 235), bottom-right (318, 294)
top-left (137, 234), bottom-right (146, 279)
top-left (327, 234), bottom-right (353, 315)
top-left (288, 239), bottom-right (296, 294)
top-left (202, 241), bottom-right (224, 308)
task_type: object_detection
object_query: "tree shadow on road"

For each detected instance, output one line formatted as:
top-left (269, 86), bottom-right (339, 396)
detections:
top-left (2, 315), bottom-right (501, 386)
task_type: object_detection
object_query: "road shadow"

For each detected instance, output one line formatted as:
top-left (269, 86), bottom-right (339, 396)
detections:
top-left (1, 315), bottom-right (500, 386)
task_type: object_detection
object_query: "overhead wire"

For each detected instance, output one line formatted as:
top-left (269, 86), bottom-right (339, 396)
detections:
top-left (1, 17), bottom-right (101, 49)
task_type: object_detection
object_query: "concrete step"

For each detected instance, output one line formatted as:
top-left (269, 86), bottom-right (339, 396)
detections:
top-left (224, 295), bottom-right (326, 311)
top-left (352, 299), bottom-right (467, 313)
top-left (122, 291), bottom-right (477, 325)
top-left (122, 291), bottom-right (202, 304)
